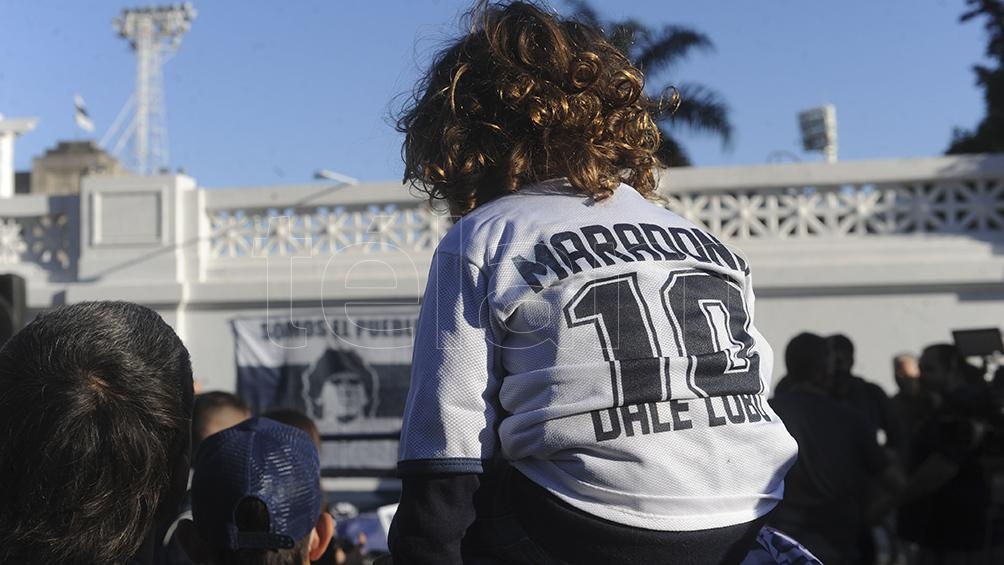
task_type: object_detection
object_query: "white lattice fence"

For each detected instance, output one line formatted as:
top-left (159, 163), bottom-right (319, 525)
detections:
top-left (0, 196), bottom-right (77, 278)
top-left (663, 179), bottom-right (1004, 241)
top-left (207, 202), bottom-right (448, 259)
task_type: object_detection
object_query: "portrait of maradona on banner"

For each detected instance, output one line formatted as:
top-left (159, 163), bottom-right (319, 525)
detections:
top-left (302, 348), bottom-right (384, 434)
top-left (232, 306), bottom-right (417, 474)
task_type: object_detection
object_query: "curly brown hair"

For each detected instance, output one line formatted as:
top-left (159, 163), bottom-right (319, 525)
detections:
top-left (398, 1), bottom-right (663, 217)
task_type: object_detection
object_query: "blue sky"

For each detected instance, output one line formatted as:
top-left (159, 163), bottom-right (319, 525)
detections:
top-left (0, 0), bottom-right (988, 187)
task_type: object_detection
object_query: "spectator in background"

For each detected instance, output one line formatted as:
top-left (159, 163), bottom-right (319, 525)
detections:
top-left (262, 409), bottom-right (371, 565)
top-left (828, 334), bottom-right (902, 451)
top-left (155, 391), bottom-right (253, 565)
top-left (891, 353), bottom-right (931, 458)
top-left (0, 301), bottom-right (195, 564)
top-left (896, 343), bottom-right (1004, 561)
top-left (828, 335), bottom-right (905, 564)
top-left (893, 353), bottom-right (921, 397)
top-left (263, 408), bottom-right (321, 447)
top-left (178, 417), bottom-right (334, 565)
top-left (770, 332), bottom-right (897, 565)
top-left (192, 391), bottom-right (252, 455)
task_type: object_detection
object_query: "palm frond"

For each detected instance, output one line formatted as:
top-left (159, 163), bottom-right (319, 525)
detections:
top-left (635, 25), bottom-right (713, 77)
top-left (656, 128), bottom-right (691, 167)
top-left (559, 1), bottom-right (733, 163)
top-left (657, 83), bottom-right (733, 148)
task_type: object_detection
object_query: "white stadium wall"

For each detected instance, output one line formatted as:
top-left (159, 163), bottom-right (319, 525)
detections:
top-left (4, 154), bottom-right (1004, 396)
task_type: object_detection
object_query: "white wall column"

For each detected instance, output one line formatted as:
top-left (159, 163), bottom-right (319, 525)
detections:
top-left (0, 115), bottom-right (38, 198)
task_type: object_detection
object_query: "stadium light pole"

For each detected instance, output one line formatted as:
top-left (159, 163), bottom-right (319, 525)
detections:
top-left (110, 3), bottom-right (197, 175)
top-left (797, 105), bottom-right (838, 163)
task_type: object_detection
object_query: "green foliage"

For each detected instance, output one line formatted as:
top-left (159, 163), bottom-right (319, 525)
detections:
top-left (565, 1), bottom-right (733, 166)
top-left (947, 0), bottom-right (1004, 154)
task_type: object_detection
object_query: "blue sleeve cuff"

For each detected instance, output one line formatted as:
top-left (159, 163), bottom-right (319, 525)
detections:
top-left (397, 458), bottom-right (486, 476)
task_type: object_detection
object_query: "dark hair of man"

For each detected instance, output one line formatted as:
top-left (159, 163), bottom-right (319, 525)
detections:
top-left (920, 342), bottom-right (984, 389)
top-left (921, 343), bottom-right (961, 373)
top-left (0, 301), bottom-right (194, 564)
top-left (211, 498), bottom-right (310, 565)
top-left (827, 333), bottom-right (854, 356)
top-left (785, 332), bottom-right (830, 385)
top-left (262, 408), bottom-right (321, 447)
top-left (192, 390), bottom-right (251, 451)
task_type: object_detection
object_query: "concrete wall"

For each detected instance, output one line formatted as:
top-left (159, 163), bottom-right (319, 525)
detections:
top-left (2, 154), bottom-right (1004, 395)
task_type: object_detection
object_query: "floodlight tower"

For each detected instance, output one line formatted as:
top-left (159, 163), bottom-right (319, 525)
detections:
top-left (110, 3), bottom-right (196, 175)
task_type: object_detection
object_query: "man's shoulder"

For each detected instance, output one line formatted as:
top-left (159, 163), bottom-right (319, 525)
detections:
top-left (847, 375), bottom-right (888, 397)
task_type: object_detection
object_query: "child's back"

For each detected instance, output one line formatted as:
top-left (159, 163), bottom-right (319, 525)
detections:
top-left (400, 181), bottom-right (796, 531)
top-left (389, 2), bottom-right (798, 563)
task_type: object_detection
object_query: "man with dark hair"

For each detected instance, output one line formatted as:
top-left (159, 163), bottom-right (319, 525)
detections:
top-left (769, 333), bottom-right (895, 565)
top-left (0, 301), bottom-right (195, 564)
top-left (178, 417), bottom-right (334, 565)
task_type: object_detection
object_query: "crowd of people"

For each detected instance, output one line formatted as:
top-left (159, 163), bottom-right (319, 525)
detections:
top-left (1, 302), bottom-right (1001, 565)
top-left (0, 302), bottom-right (376, 565)
top-left (1, 2), bottom-right (1002, 563)
top-left (769, 333), bottom-right (1004, 564)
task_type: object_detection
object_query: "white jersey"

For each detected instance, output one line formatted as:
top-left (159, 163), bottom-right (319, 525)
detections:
top-left (398, 181), bottom-right (797, 531)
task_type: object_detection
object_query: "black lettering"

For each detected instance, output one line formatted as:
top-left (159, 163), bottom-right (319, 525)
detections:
top-left (620, 403), bottom-right (650, 437)
top-left (614, 224), bottom-right (663, 261)
top-left (329, 319), bottom-right (348, 338)
top-left (705, 397), bottom-right (727, 427)
top-left (640, 223), bottom-right (685, 261)
top-left (666, 227), bottom-right (710, 263)
top-left (723, 395), bottom-right (747, 424)
top-left (513, 242), bottom-right (569, 292)
top-left (670, 400), bottom-right (692, 430)
top-left (694, 230), bottom-right (738, 270)
top-left (550, 231), bottom-right (601, 273)
top-left (649, 402), bottom-right (673, 432)
top-left (592, 408), bottom-right (622, 441)
top-left (754, 395), bottom-right (772, 422)
top-left (741, 394), bottom-right (762, 423)
top-left (582, 225), bottom-right (635, 266)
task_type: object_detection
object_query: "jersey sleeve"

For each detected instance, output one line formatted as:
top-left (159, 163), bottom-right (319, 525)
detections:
top-left (397, 250), bottom-right (501, 476)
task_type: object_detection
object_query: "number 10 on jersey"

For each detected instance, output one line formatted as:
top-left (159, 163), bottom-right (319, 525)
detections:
top-left (564, 270), bottom-right (761, 406)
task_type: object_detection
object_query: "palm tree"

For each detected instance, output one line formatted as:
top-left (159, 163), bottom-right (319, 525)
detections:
top-left (946, 0), bottom-right (1004, 154)
top-left (566, 1), bottom-right (733, 166)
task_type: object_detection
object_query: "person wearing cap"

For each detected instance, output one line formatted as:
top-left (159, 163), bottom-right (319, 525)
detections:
top-left (177, 417), bottom-right (335, 565)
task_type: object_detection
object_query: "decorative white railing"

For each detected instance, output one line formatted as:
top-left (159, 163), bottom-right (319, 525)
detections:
top-left (0, 195), bottom-right (78, 280)
top-left (207, 204), bottom-right (446, 258)
top-left (659, 155), bottom-right (1004, 241)
top-left (4, 155), bottom-right (1004, 287)
top-left (202, 183), bottom-right (449, 261)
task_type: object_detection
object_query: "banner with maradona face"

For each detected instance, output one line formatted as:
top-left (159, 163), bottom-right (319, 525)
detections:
top-left (232, 304), bottom-right (419, 475)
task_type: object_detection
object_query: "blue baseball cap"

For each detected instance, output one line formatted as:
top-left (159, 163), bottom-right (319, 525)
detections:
top-left (191, 417), bottom-right (322, 551)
